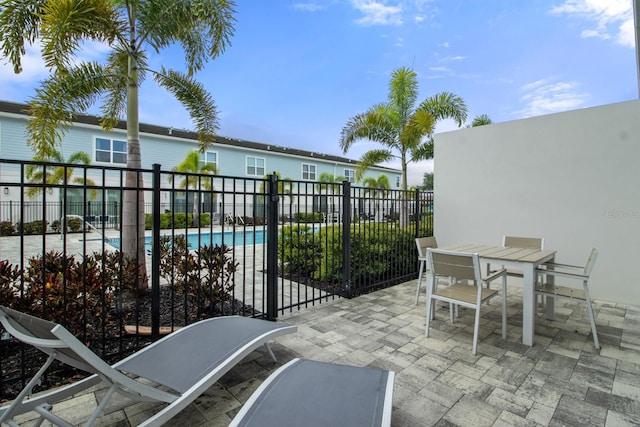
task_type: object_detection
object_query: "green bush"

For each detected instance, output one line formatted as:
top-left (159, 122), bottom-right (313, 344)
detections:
top-left (0, 221), bottom-right (15, 236)
top-left (315, 223), bottom-right (416, 286)
top-left (294, 212), bottom-right (323, 223)
top-left (0, 252), bottom-right (116, 339)
top-left (277, 225), bottom-right (322, 276)
top-left (67, 217), bottom-right (83, 232)
top-left (199, 213), bottom-right (211, 227)
top-left (51, 220), bottom-right (62, 233)
top-left (23, 220), bottom-right (48, 235)
top-left (155, 236), bottom-right (237, 318)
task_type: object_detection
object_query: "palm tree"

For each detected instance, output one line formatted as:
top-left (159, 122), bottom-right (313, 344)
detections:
top-left (26, 150), bottom-right (97, 199)
top-left (340, 66), bottom-right (467, 224)
top-left (362, 174), bottom-right (390, 220)
top-left (26, 150), bottom-right (97, 231)
top-left (0, 0), bottom-right (235, 290)
top-left (171, 150), bottom-right (218, 227)
top-left (471, 114), bottom-right (493, 127)
top-left (316, 172), bottom-right (345, 215)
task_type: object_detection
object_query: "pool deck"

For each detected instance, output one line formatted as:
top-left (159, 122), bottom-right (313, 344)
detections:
top-left (7, 278), bottom-right (640, 426)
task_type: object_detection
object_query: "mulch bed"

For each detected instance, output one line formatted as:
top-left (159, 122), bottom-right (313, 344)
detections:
top-left (0, 287), bottom-right (258, 402)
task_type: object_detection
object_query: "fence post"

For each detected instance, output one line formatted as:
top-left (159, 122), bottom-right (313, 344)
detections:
top-left (266, 173), bottom-right (279, 320)
top-left (151, 164), bottom-right (161, 338)
top-left (415, 189), bottom-right (421, 237)
top-left (342, 181), bottom-right (352, 297)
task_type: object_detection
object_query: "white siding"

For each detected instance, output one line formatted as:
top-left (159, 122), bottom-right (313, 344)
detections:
top-left (434, 99), bottom-right (640, 306)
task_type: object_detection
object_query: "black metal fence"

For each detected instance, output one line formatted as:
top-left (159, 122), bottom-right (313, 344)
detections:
top-left (0, 158), bottom-right (433, 398)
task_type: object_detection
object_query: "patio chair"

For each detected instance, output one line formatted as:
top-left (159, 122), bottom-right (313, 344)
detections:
top-left (415, 236), bottom-right (438, 305)
top-left (535, 247), bottom-right (600, 349)
top-left (0, 306), bottom-right (296, 427)
top-left (487, 235), bottom-right (544, 280)
top-left (425, 249), bottom-right (507, 355)
top-left (230, 358), bottom-right (395, 427)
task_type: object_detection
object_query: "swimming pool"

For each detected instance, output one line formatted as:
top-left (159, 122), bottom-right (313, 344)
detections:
top-left (108, 229), bottom-right (267, 250)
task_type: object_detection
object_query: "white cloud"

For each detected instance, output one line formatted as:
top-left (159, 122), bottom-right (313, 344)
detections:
top-left (515, 78), bottom-right (589, 118)
top-left (293, 2), bottom-right (324, 12)
top-left (551, 0), bottom-right (634, 47)
top-left (0, 42), bottom-right (48, 83)
top-left (351, 0), bottom-right (403, 26)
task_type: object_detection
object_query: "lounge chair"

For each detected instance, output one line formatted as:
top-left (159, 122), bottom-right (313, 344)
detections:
top-left (0, 306), bottom-right (296, 427)
top-left (230, 358), bottom-right (395, 427)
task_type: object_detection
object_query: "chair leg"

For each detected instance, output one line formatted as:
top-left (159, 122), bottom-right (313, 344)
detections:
top-left (425, 275), bottom-right (434, 337)
top-left (415, 260), bottom-right (425, 305)
top-left (472, 306), bottom-right (481, 356)
top-left (501, 276), bottom-right (507, 339)
top-left (583, 283), bottom-right (600, 349)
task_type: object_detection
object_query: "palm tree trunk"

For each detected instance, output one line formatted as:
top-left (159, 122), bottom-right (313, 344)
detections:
top-left (399, 155), bottom-right (409, 227)
top-left (122, 41), bottom-right (148, 293)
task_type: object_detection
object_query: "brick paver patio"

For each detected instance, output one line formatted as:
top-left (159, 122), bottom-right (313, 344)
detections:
top-left (10, 278), bottom-right (640, 426)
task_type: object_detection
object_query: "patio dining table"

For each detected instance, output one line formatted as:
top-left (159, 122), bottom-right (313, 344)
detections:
top-left (440, 244), bottom-right (557, 346)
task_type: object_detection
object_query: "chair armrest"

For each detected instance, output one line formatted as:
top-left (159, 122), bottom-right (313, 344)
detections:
top-left (542, 262), bottom-right (582, 270)
top-left (483, 268), bottom-right (506, 283)
top-left (535, 268), bottom-right (587, 281)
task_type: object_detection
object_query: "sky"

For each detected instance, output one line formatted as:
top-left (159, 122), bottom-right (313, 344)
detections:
top-left (0, 0), bottom-right (637, 186)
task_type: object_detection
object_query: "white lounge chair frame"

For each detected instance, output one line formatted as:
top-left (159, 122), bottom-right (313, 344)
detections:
top-left (0, 307), bottom-right (296, 427)
top-left (230, 358), bottom-right (395, 427)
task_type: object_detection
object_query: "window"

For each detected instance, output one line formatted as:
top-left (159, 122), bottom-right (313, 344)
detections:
top-left (246, 156), bottom-right (265, 176)
top-left (344, 169), bottom-right (355, 183)
top-left (302, 163), bottom-right (316, 180)
top-left (396, 176), bottom-right (401, 188)
top-left (200, 151), bottom-right (218, 169)
top-left (95, 137), bottom-right (127, 164)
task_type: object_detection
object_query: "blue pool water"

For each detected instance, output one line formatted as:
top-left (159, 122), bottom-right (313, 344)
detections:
top-left (108, 229), bottom-right (266, 250)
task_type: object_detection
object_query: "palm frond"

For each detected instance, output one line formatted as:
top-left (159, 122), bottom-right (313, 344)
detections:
top-left (355, 150), bottom-right (394, 181)
top-left (0, 0), bottom-right (45, 73)
top-left (388, 67), bottom-right (418, 122)
top-left (138, 0), bottom-right (235, 75)
top-left (26, 62), bottom-right (112, 157)
top-left (418, 91), bottom-right (468, 127)
top-left (411, 141), bottom-right (434, 162)
top-left (39, 0), bottom-right (120, 70)
top-left (154, 68), bottom-right (219, 149)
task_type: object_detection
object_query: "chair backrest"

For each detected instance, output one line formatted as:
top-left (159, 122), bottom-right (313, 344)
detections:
top-left (503, 235), bottom-right (544, 249)
top-left (415, 236), bottom-right (437, 258)
top-left (0, 306), bottom-right (101, 374)
top-left (427, 249), bottom-right (481, 283)
top-left (584, 248), bottom-right (599, 276)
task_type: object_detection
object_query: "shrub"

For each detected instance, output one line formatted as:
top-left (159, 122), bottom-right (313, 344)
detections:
top-left (51, 220), bottom-right (62, 233)
top-left (294, 212), bottom-right (323, 223)
top-left (19, 252), bottom-right (115, 341)
top-left (278, 225), bottom-right (322, 276)
top-left (67, 217), bottom-right (83, 232)
top-left (0, 221), bottom-right (15, 236)
top-left (315, 223), bottom-right (416, 288)
top-left (23, 220), bottom-right (48, 235)
top-left (155, 236), bottom-right (237, 318)
top-left (0, 259), bottom-right (25, 308)
top-left (199, 213), bottom-right (211, 227)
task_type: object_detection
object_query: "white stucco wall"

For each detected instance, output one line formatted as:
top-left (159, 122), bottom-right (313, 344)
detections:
top-left (434, 100), bottom-right (640, 306)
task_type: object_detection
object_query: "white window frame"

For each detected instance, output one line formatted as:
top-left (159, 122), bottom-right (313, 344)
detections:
top-left (344, 169), bottom-right (355, 183)
top-left (395, 176), bottom-right (401, 188)
top-left (201, 151), bottom-right (218, 169)
top-left (94, 137), bottom-right (127, 165)
top-left (302, 163), bottom-right (317, 180)
top-left (246, 156), bottom-right (265, 176)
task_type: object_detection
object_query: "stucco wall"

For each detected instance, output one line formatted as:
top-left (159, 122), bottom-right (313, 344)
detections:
top-left (434, 100), bottom-right (640, 306)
